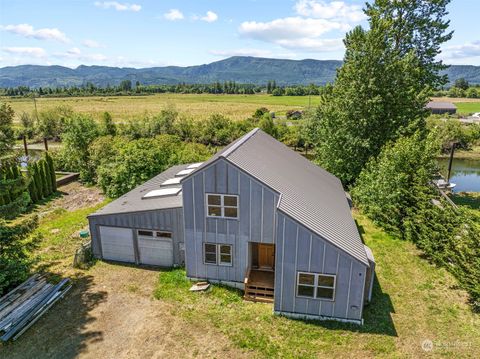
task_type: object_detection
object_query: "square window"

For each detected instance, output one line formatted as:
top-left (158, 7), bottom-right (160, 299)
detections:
top-left (318, 275), bottom-right (335, 287)
top-left (298, 273), bottom-right (315, 285)
top-left (316, 287), bottom-right (334, 300)
top-left (220, 254), bottom-right (232, 264)
top-left (205, 253), bottom-right (217, 264)
top-left (208, 195), bottom-right (221, 205)
top-left (297, 285), bottom-right (315, 298)
top-left (224, 207), bottom-right (238, 218)
top-left (205, 243), bottom-right (216, 253)
top-left (224, 196), bottom-right (238, 207)
top-left (219, 245), bottom-right (231, 255)
top-left (208, 206), bottom-right (222, 216)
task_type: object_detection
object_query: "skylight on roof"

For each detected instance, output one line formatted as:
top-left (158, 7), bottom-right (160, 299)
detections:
top-left (161, 177), bottom-right (182, 186)
top-left (142, 187), bottom-right (181, 199)
top-left (187, 162), bottom-right (203, 169)
top-left (175, 168), bottom-right (195, 177)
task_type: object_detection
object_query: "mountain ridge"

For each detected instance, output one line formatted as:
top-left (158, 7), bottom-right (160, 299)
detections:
top-left (1, 56), bottom-right (479, 88)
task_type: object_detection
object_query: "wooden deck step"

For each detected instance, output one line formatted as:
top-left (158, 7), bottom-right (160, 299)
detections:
top-left (244, 284), bottom-right (274, 303)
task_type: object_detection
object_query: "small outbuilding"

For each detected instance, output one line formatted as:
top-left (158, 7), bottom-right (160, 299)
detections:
top-left (426, 101), bottom-right (457, 115)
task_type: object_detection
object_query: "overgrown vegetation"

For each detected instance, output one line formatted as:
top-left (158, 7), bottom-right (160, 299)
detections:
top-left (352, 134), bottom-right (480, 308)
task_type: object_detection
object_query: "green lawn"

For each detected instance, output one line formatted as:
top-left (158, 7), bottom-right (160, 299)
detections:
top-left (154, 212), bottom-right (480, 358)
top-left (455, 102), bottom-right (480, 114)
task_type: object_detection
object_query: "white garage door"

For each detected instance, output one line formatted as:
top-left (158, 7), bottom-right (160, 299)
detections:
top-left (99, 226), bottom-right (135, 263)
top-left (137, 230), bottom-right (173, 267)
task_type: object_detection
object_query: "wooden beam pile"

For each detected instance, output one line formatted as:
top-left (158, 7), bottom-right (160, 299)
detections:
top-left (0, 274), bottom-right (71, 341)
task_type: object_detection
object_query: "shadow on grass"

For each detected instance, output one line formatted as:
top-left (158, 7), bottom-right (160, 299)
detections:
top-left (0, 273), bottom-right (107, 359)
top-left (24, 190), bottom-right (64, 214)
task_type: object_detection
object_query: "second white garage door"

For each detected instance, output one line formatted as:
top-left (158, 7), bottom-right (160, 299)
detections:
top-left (99, 226), bottom-right (135, 263)
top-left (137, 230), bottom-right (174, 267)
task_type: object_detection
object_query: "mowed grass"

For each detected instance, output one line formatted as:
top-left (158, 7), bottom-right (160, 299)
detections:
top-left (3, 93), bottom-right (317, 123)
top-left (154, 212), bottom-right (480, 358)
top-left (431, 97), bottom-right (480, 114)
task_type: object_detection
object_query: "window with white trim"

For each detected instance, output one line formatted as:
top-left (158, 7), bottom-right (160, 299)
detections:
top-left (203, 243), bottom-right (233, 266)
top-left (206, 194), bottom-right (238, 219)
top-left (296, 272), bottom-right (336, 300)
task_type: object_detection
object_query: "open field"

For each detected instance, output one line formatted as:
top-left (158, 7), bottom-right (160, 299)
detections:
top-left (1, 183), bottom-right (478, 358)
top-left (3, 94), bottom-right (480, 124)
top-left (2, 94), bottom-right (316, 123)
top-left (431, 97), bottom-right (480, 114)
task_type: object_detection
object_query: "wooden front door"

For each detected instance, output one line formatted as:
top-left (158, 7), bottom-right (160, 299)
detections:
top-left (258, 244), bottom-right (275, 270)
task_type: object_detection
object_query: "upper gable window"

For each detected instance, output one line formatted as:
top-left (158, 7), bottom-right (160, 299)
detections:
top-left (206, 194), bottom-right (238, 219)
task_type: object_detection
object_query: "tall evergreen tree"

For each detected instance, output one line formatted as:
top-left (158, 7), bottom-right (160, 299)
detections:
top-left (0, 159), bottom-right (31, 219)
top-left (38, 159), bottom-right (49, 198)
top-left (45, 152), bottom-right (57, 192)
top-left (0, 103), bottom-right (15, 154)
top-left (311, 0), bottom-right (453, 184)
top-left (33, 162), bottom-right (43, 200)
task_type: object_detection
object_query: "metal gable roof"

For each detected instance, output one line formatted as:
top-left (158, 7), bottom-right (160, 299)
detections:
top-left (191, 128), bottom-right (369, 265)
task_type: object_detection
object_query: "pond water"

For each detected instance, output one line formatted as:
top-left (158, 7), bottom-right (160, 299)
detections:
top-left (437, 158), bottom-right (480, 193)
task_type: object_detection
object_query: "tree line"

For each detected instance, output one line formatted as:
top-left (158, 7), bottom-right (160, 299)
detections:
top-left (1, 81), bottom-right (324, 98)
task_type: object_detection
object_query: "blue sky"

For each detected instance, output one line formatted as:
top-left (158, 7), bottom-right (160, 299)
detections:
top-left (0, 0), bottom-right (479, 68)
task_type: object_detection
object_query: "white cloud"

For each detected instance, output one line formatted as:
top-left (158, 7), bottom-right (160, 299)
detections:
top-left (201, 11), bottom-right (218, 23)
top-left (2, 47), bottom-right (47, 58)
top-left (164, 9), bottom-right (184, 21)
top-left (294, 0), bottom-right (366, 22)
top-left (444, 41), bottom-right (480, 58)
top-left (441, 41), bottom-right (480, 65)
top-left (210, 48), bottom-right (275, 58)
top-left (55, 47), bottom-right (108, 62)
top-left (1, 24), bottom-right (69, 43)
top-left (210, 48), bottom-right (298, 59)
top-left (82, 39), bottom-right (103, 48)
top-left (94, 1), bottom-right (141, 12)
top-left (239, 17), bottom-right (349, 51)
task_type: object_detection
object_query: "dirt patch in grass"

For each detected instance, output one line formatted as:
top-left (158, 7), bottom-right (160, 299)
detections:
top-left (0, 263), bottom-right (247, 359)
top-left (51, 182), bottom-right (104, 213)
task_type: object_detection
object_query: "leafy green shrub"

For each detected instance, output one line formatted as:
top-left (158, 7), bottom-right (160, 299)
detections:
top-left (353, 132), bottom-right (480, 309)
top-left (59, 114), bottom-right (100, 181)
top-left (95, 135), bottom-right (211, 198)
top-left (0, 215), bottom-right (38, 295)
top-left (37, 105), bottom-right (72, 140)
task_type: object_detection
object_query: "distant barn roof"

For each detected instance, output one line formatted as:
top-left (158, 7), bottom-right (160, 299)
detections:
top-left (426, 101), bottom-right (457, 110)
top-left (184, 128), bottom-right (369, 265)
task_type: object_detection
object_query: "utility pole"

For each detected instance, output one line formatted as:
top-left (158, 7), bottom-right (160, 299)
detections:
top-left (447, 142), bottom-right (456, 183)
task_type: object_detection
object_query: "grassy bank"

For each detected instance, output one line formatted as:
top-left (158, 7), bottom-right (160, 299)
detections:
top-left (438, 145), bottom-right (480, 160)
top-left (154, 212), bottom-right (480, 358)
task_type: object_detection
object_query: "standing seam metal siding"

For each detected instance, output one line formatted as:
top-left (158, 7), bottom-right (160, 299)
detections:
top-left (274, 212), bottom-right (367, 321)
top-left (182, 158), bottom-right (280, 283)
top-left (88, 207), bottom-right (185, 265)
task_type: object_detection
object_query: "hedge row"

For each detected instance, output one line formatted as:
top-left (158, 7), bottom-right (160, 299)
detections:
top-left (27, 152), bottom-right (57, 203)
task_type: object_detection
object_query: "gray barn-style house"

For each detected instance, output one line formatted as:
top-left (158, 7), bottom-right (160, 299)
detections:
top-left (88, 128), bottom-right (375, 324)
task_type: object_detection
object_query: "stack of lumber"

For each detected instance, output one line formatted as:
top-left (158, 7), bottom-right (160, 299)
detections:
top-left (0, 274), bottom-right (71, 341)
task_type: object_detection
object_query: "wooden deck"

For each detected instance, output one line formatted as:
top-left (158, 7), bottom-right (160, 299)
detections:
top-left (244, 269), bottom-right (275, 303)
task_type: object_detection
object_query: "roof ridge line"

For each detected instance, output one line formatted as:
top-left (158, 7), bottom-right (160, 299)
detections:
top-left (221, 127), bottom-right (260, 158)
